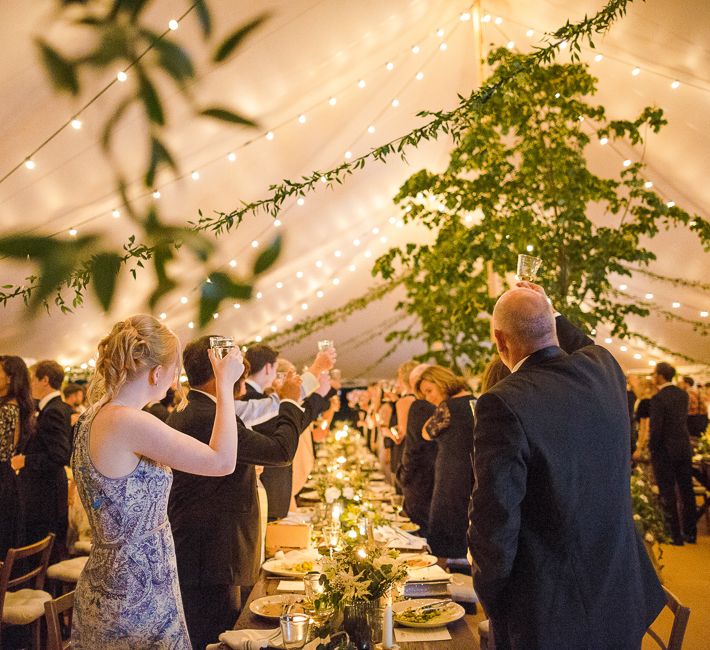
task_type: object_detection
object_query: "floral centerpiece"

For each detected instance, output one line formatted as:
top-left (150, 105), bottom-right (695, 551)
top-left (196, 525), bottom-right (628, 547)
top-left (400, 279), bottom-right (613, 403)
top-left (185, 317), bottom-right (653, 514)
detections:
top-left (630, 467), bottom-right (669, 573)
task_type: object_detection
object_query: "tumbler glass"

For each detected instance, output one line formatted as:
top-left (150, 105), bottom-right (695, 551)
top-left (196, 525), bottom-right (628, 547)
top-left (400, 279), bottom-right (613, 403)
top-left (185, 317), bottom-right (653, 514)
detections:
top-left (318, 339), bottom-right (334, 352)
top-left (280, 612), bottom-right (310, 649)
top-left (516, 254), bottom-right (543, 282)
top-left (209, 336), bottom-right (235, 359)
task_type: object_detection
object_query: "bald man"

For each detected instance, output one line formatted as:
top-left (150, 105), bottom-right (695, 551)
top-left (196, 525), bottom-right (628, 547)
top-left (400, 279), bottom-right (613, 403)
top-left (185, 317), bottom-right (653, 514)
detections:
top-left (467, 283), bottom-right (664, 650)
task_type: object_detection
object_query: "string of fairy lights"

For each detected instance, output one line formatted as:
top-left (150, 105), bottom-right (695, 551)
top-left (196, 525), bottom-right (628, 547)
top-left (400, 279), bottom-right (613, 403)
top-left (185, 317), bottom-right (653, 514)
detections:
top-left (5, 3), bottom-right (708, 371)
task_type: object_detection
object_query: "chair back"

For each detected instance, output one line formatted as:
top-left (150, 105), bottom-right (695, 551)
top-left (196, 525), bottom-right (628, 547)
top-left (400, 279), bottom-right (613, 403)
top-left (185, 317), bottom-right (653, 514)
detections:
top-left (0, 534), bottom-right (55, 609)
top-left (646, 586), bottom-right (691, 650)
top-left (45, 590), bottom-right (75, 650)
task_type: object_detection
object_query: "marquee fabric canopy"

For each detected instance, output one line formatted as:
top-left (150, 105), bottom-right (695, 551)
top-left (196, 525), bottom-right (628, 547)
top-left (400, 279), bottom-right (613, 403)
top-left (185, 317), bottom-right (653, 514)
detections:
top-left (1, 0), bottom-right (708, 380)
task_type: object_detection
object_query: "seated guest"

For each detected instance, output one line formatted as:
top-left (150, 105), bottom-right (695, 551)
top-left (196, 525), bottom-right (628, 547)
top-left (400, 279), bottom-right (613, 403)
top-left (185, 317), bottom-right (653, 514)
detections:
top-left (249, 347), bottom-right (336, 521)
top-left (19, 360), bottom-right (73, 561)
top-left (418, 365), bottom-right (474, 559)
top-left (1, 356), bottom-right (35, 556)
top-left (396, 364), bottom-right (436, 537)
top-left (168, 336), bottom-right (306, 650)
top-left (468, 282), bottom-right (664, 649)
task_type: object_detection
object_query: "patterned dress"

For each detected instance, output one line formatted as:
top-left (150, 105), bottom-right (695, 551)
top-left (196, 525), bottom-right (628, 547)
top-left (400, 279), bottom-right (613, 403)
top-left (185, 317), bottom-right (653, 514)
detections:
top-left (0, 402), bottom-right (23, 556)
top-left (71, 405), bottom-right (191, 649)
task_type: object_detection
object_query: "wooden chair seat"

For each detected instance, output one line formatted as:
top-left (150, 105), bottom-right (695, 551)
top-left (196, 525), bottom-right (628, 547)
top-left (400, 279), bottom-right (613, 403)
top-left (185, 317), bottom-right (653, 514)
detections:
top-left (3, 588), bottom-right (53, 625)
top-left (47, 557), bottom-right (88, 584)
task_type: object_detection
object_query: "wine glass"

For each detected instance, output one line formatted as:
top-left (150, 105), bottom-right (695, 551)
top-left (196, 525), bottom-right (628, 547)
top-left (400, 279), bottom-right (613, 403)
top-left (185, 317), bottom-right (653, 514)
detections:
top-left (280, 612), bottom-right (310, 649)
top-left (318, 339), bottom-right (334, 352)
top-left (390, 494), bottom-right (404, 520)
top-left (209, 336), bottom-right (235, 359)
top-left (516, 254), bottom-right (543, 282)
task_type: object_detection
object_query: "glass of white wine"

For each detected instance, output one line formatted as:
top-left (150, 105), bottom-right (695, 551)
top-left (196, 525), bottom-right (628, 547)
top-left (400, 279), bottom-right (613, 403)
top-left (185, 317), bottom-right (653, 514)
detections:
top-left (516, 254), bottom-right (543, 282)
top-left (209, 336), bottom-right (235, 359)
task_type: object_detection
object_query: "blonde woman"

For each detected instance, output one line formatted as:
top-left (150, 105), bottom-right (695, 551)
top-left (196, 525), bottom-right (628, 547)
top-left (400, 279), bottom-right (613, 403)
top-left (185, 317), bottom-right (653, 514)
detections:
top-left (71, 315), bottom-right (243, 649)
top-left (417, 365), bottom-right (474, 559)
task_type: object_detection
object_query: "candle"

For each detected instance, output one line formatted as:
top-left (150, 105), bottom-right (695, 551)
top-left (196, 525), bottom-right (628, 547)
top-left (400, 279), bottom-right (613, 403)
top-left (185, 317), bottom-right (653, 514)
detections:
top-left (383, 600), bottom-right (394, 648)
top-left (331, 502), bottom-right (342, 522)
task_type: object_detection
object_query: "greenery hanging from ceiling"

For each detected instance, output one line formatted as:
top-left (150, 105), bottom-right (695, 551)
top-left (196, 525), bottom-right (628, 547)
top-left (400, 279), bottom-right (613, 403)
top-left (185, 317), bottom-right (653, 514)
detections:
top-left (372, 46), bottom-right (710, 374)
top-left (0, 0), bottom-right (660, 327)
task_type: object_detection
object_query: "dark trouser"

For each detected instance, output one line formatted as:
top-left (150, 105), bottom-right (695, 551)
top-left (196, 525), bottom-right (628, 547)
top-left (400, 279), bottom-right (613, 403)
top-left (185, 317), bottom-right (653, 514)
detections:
top-left (181, 584), bottom-right (237, 650)
top-left (652, 454), bottom-right (696, 540)
top-left (687, 414), bottom-right (708, 438)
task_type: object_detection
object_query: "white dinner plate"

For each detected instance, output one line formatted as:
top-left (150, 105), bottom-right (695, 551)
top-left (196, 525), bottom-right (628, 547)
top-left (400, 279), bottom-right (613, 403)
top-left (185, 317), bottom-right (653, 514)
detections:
top-left (393, 521), bottom-right (420, 533)
top-left (249, 594), bottom-right (305, 619)
top-left (400, 553), bottom-right (438, 570)
top-left (261, 558), bottom-right (321, 578)
top-left (298, 490), bottom-right (320, 501)
top-left (393, 599), bottom-right (465, 628)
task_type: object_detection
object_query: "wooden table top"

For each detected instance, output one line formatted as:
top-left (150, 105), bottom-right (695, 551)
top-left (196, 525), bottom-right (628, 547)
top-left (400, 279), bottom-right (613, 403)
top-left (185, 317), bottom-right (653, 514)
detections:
top-left (235, 570), bottom-right (478, 649)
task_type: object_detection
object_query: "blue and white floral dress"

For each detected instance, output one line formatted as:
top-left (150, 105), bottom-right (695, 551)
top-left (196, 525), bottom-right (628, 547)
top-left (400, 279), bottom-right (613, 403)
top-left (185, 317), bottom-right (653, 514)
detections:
top-left (71, 404), bottom-right (191, 649)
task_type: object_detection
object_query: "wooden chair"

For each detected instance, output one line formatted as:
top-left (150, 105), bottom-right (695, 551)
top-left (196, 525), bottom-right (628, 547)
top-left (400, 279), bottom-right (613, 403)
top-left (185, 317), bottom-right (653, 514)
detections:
top-left (0, 533), bottom-right (55, 649)
top-left (45, 590), bottom-right (74, 650)
top-left (646, 586), bottom-right (691, 650)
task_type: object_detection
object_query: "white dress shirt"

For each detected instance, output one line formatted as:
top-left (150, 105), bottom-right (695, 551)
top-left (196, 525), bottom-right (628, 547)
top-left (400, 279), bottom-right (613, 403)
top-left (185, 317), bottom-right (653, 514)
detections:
top-left (39, 390), bottom-right (62, 411)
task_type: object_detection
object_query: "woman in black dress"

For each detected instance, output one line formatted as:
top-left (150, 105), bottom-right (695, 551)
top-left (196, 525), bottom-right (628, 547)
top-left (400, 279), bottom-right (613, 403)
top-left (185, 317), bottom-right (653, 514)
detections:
top-left (0, 355), bottom-right (35, 556)
top-left (417, 365), bottom-right (474, 559)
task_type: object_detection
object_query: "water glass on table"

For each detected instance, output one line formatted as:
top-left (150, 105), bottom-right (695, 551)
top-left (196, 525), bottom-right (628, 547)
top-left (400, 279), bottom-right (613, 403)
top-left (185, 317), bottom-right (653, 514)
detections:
top-left (280, 612), bottom-right (310, 649)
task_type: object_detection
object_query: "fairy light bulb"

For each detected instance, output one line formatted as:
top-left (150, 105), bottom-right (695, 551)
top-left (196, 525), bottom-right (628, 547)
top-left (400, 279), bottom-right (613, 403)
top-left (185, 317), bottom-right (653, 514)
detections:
top-left (286, 314), bottom-right (293, 322)
top-left (159, 312), bottom-right (167, 320)
top-left (344, 151), bottom-right (352, 159)
top-left (411, 45), bottom-right (420, 54)
top-left (332, 278), bottom-right (340, 286)
top-left (526, 29), bottom-right (534, 37)
top-left (349, 264), bottom-right (357, 272)
top-left (334, 250), bottom-right (342, 258)
top-left (526, 244), bottom-right (534, 252)
top-left (68, 228), bottom-right (78, 236)
top-left (648, 360), bottom-right (656, 367)
top-left (481, 14), bottom-right (491, 23)
top-left (297, 197), bottom-right (305, 206)
top-left (367, 125), bottom-right (376, 134)
top-left (187, 321), bottom-right (194, 329)
top-left (358, 79), bottom-right (366, 89)
top-left (436, 28), bottom-right (445, 37)
top-left (644, 181), bottom-right (653, 189)
top-left (415, 71), bottom-right (424, 81)
top-left (353, 239), bottom-right (361, 246)
top-left (227, 152), bottom-right (236, 162)
top-left (152, 190), bottom-right (161, 199)
top-left (213, 313), bottom-right (219, 319)
top-left (671, 80), bottom-right (680, 89)
top-left (506, 41), bottom-right (515, 50)
top-left (229, 259), bottom-right (237, 268)
top-left (666, 201), bottom-right (675, 208)
top-left (620, 345), bottom-right (628, 352)
top-left (276, 281), bottom-right (283, 289)
top-left (379, 236), bottom-right (387, 244)
top-left (273, 219), bottom-right (282, 228)
top-left (364, 250), bottom-right (372, 258)
top-left (25, 159), bottom-right (35, 170)
top-left (494, 16), bottom-right (502, 25)
top-left (701, 311), bottom-right (709, 318)
top-left (168, 19), bottom-right (179, 30)
top-left (385, 62), bottom-right (394, 71)
top-left (251, 240), bottom-right (259, 248)
top-left (604, 337), bottom-right (612, 344)
top-left (594, 54), bottom-right (603, 62)
top-left (315, 260), bottom-right (324, 268)
top-left (298, 114), bottom-right (306, 124)
top-left (645, 293), bottom-right (654, 300)
top-left (256, 291), bottom-right (263, 300)
top-left (672, 302), bottom-right (681, 308)
top-left (599, 137), bottom-right (608, 145)
top-left (631, 67), bottom-right (641, 76)
top-left (117, 70), bottom-right (128, 82)
top-left (623, 159), bottom-right (631, 167)
top-left (296, 271), bottom-right (304, 279)
top-left (559, 40), bottom-right (568, 50)
top-left (112, 209), bottom-right (120, 218)
top-left (372, 227), bottom-right (380, 235)
top-left (271, 325), bottom-right (278, 333)
top-left (255, 335), bottom-right (262, 342)
top-left (301, 302), bottom-right (309, 310)
top-left (329, 96), bottom-right (337, 105)
top-left (233, 303), bottom-right (241, 309)
top-left (439, 42), bottom-right (448, 51)
top-left (180, 296), bottom-right (188, 304)
top-left (633, 353), bottom-right (642, 360)
top-left (265, 131), bottom-right (274, 141)
top-left (460, 12), bottom-right (471, 21)
top-left (71, 118), bottom-right (82, 130)
top-left (619, 284), bottom-right (627, 291)
top-left (316, 290), bottom-right (325, 298)
top-left (391, 99), bottom-right (399, 108)
top-left (191, 170), bottom-right (200, 180)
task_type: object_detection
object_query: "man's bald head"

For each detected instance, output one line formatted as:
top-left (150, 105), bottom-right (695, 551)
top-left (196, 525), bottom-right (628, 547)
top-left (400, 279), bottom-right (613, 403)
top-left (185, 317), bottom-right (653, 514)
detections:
top-left (492, 287), bottom-right (558, 369)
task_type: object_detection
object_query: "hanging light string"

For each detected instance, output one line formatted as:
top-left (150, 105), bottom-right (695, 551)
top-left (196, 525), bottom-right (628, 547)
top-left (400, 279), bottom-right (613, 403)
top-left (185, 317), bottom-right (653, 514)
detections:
top-left (0, 4), bottom-right (203, 187)
top-left (6, 3), bottom-right (471, 242)
top-left (483, 8), bottom-right (710, 93)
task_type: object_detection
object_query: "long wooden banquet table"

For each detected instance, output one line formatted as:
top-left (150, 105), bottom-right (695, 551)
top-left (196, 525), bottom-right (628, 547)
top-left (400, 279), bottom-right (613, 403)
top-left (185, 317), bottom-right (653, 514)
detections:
top-left (234, 572), bottom-right (478, 649)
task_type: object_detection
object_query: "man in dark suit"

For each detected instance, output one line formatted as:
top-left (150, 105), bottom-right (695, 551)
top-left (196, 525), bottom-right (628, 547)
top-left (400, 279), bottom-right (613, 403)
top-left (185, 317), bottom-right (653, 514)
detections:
top-left (243, 345), bottom-right (336, 520)
top-left (467, 283), bottom-right (664, 650)
top-left (19, 360), bottom-right (73, 561)
top-left (167, 337), bottom-right (306, 650)
top-left (649, 362), bottom-right (696, 545)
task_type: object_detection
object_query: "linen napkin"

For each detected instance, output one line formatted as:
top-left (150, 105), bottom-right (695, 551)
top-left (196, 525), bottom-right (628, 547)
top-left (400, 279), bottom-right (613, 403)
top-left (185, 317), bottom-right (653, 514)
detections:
top-left (277, 580), bottom-right (305, 592)
top-left (374, 526), bottom-right (428, 550)
top-left (211, 628), bottom-right (281, 650)
top-left (394, 627), bottom-right (452, 643)
top-left (406, 564), bottom-right (452, 583)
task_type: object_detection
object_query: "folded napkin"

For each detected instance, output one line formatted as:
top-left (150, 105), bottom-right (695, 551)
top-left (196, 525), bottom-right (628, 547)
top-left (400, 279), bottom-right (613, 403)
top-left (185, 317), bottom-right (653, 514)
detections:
top-left (214, 628), bottom-right (281, 650)
top-left (448, 572), bottom-right (478, 603)
top-left (271, 548), bottom-right (321, 563)
top-left (279, 511), bottom-right (313, 524)
top-left (374, 526), bottom-right (428, 550)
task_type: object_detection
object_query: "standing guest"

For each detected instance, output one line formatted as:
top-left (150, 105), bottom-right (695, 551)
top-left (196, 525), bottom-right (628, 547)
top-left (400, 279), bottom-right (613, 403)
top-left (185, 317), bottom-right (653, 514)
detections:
top-left (650, 363), bottom-right (697, 544)
top-left (1, 356), bottom-right (34, 556)
top-left (468, 283), bottom-right (664, 650)
top-left (18, 360), bottom-right (73, 560)
top-left (678, 375), bottom-right (708, 439)
top-left (418, 366), bottom-right (474, 559)
top-left (71, 315), bottom-right (243, 649)
top-left (396, 364), bottom-right (436, 537)
top-left (144, 387), bottom-right (176, 422)
top-left (626, 375), bottom-right (639, 454)
top-left (63, 382), bottom-right (86, 426)
top-left (633, 377), bottom-right (656, 461)
top-left (387, 361), bottom-right (419, 484)
top-left (168, 336), bottom-right (305, 650)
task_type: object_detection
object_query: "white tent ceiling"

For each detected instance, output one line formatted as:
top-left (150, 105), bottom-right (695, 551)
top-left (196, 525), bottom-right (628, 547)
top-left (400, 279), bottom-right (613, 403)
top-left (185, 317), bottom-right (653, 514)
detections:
top-left (0, 0), bottom-right (708, 380)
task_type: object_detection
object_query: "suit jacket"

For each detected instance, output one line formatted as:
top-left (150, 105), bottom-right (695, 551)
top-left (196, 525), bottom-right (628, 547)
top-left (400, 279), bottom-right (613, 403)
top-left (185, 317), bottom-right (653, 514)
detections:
top-left (649, 385), bottom-right (691, 462)
top-left (21, 395), bottom-right (73, 472)
top-left (167, 390), bottom-right (303, 587)
top-left (468, 316), bottom-right (664, 650)
top-left (250, 385), bottom-right (331, 519)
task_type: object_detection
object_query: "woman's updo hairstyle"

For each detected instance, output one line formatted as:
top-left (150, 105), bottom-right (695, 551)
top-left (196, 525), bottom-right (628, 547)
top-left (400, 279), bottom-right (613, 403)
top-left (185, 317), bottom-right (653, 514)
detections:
top-left (88, 314), bottom-right (181, 404)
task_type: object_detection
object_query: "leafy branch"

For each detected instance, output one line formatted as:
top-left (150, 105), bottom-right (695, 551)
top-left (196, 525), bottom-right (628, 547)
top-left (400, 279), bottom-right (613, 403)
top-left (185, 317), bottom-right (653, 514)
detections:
top-left (1, 0), bottom-right (638, 320)
top-left (622, 265), bottom-right (710, 293)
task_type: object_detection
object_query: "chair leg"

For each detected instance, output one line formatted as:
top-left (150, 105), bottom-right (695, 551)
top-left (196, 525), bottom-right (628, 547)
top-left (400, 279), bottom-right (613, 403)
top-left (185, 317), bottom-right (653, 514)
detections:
top-left (32, 618), bottom-right (41, 650)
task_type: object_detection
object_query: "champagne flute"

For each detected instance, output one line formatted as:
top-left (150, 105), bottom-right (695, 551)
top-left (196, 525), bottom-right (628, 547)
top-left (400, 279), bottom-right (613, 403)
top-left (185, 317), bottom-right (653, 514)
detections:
top-left (318, 339), bottom-right (334, 352)
top-left (209, 336), bottom-right (235, 359)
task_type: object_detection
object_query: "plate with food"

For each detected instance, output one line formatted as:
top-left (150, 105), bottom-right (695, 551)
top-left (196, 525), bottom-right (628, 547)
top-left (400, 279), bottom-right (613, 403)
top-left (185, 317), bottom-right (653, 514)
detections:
top-left (262, 558), bottom-right (320, 577)
top-left (394, 521), bottom-right (420, 533)
top-left (393, 599), bottom-right (465, 628)
top-left (250, 595), bottom-right (306, 619)
top-left (297, 490), bottom-right (320, 501)
top-left (401, 554), bottom-right (438, 569)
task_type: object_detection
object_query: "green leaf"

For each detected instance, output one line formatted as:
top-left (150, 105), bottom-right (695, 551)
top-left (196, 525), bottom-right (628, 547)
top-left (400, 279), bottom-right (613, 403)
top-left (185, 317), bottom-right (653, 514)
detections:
top-left (199, 272), bottom-right (253, 327)
top-left (194, 0), bottom-right (212, 38)
top-left (145, 136), bottom-right (178, 188)
top-left (138, 69), bottom-right (165, 125)
top-left (200, 107), bottom-right (257, 128)
top-left (91, 252), bottom-right (122, 311)
top-left (213, 13), bottom-right (269, 63)
top-left (36, 39), bottom-right (79, 95)
top-left (146, 32), bottom-right (194, 82)
top-left (101, 96), bottom-right (133, 151)
top-left (0, 234), bottom-right (60, 259)
top-left (253, 235), bottom-right (282, 275)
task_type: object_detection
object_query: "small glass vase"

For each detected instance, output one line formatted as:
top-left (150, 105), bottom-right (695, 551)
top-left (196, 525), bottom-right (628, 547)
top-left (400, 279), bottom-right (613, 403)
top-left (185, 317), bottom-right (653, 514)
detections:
top-left (343, 600), bottom-right (382, 650)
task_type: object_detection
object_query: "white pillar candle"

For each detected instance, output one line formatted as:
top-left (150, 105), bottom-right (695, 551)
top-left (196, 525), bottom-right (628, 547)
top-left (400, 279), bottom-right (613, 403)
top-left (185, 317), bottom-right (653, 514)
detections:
top-left (383, 602), bottom-right (394, 648)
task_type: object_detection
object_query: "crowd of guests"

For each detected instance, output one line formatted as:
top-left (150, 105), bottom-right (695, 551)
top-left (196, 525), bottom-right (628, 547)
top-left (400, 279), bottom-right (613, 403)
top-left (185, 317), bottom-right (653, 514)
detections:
top-left (0, 286), bottom-right (708, 648)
